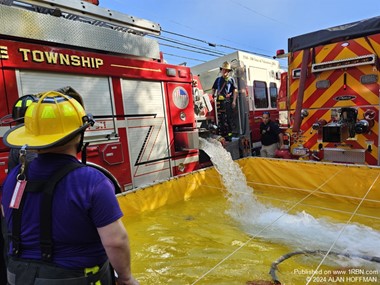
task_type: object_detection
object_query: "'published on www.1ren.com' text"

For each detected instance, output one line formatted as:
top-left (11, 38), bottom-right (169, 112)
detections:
top-left (293, 268), bottom-right (379, 283)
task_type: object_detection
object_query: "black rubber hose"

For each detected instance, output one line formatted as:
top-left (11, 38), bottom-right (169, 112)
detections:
top-left (269, 250), bottom-right (380, 284)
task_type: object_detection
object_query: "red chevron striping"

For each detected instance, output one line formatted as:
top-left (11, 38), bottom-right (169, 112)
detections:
top-left (366, 154), bottom-right (377, 165)
top-left (314, 38), bottom-right (373, 63)
top-left (320, 85), bottom-right (371, 109)
top-left (307, 67), bottom-right (374, 109)
top-left (287, 33), bottom-right (380, 165)
top-left (315, 43), bottom-right (342, 62)
top-left (301, 71), bottom-right (342, 109)
top-left (347, 68), bottom-right (379, 102)
top-left (344, 39), bottom-right (373, 56)
top-left (369, 33), bottom-right (380, 44)
top-left (289, 86), bottom-right (301, 108)
top-left (300, 109), bottom-right (329, 130)
top-left (304, 133), bottom-right (318, 150)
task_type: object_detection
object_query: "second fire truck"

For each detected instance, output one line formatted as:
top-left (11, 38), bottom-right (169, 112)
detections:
top-left (277, 16), bottom-right (380, 165)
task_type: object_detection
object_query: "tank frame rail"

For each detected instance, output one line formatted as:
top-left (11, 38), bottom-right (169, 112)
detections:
top-left (0, 0), bottom-right (161, 36)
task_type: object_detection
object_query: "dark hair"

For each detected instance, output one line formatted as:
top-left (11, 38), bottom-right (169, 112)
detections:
top-left (263, 111), bottom-right (270, 117)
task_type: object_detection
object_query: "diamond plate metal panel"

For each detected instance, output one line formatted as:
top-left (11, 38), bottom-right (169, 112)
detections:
top-left (324, 148), bottom-right (366, 164)
top-left (0, 5), bottom-right (160, 59)
top-left (4, 0), bottom-right (161, 36)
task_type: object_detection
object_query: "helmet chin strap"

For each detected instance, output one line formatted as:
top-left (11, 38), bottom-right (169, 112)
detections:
top-left (79, 133), bottom-right (92, 165)
top-left (78, 132), bottom-right (87, 160)
top-left (78, 114), bottom-right (95, 163)
top-left (18, 144), bottom-right (28, 180)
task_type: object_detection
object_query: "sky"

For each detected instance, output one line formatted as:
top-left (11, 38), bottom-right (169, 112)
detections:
top-left (98, 0), bottom-right (380, 68)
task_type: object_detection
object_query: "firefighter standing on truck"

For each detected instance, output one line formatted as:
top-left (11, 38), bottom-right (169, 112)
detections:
top-left (0, 91), bottom-right (139, 285)
top-left (211, 61), bottom-right (238, 140)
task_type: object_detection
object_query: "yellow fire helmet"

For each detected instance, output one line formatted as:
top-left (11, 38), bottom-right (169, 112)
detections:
top-left (3, 91), bottom-right (94, 150)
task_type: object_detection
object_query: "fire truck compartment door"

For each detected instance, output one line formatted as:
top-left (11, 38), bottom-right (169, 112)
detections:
top-left (100, 142), bottom-right (124, 165)
top-left (121, 79), bottom-right (171, 188)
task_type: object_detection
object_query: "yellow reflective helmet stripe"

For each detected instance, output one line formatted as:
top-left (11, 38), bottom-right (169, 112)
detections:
top-left (61, 104), bottom-right (76, 117)
top-left (41, 105), bottom-right (57, 119)
top-left (14, 98), bottom-right (34, 108)
top-left (25, 104), bottom-right (34, 118)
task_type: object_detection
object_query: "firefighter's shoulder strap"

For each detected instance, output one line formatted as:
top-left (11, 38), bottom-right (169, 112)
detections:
top-left (217, 77), bottom-right (227, 95)
top-left (40, 162), bottom-right (85, 262)
top-left (12, 162), bottom-right (85, 262)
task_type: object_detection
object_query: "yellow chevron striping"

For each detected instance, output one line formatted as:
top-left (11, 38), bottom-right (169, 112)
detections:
top-left (309, 74), bottom-right (342, 108)
top-left (291, 51), bottom-right (303, 68)
top-left (368, 37), bottom-right (380, 54)
top-left (314, 43), bottom-right (338, 62)
top-left (348, 73), bottom-right (378, 104)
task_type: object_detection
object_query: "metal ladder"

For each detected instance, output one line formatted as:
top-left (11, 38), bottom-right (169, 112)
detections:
top-left (0, 0), bottom-right (161, 36)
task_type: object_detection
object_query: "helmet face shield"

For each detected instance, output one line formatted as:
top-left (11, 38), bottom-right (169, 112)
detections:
top-left (3, 91), bottom-right (93, 150)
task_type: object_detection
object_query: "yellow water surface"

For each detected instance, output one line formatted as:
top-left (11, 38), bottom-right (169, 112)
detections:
top-left (123, 186), bottom-right (380, 285)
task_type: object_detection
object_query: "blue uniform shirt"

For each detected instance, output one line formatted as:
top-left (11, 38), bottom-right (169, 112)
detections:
top-left (1, 153), bottom-right (123, 269)
top-left (212, 76), bottom-right (237, 97)
top-left (260, 120), bottom-right (281, 146)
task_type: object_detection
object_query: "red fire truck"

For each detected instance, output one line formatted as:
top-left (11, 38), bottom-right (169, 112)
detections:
top-left (277, 16), bottom-right (380, 165)
top-left (0, 0), bottom-right (199, 191)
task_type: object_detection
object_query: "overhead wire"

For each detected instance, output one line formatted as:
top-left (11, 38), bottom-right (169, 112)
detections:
top-left (151, 34), bottom-right (226, 56)
top-left (160, 29), bottom-right (274, 59)
top-left (229, 0), bottom-right (292, 27)
top-left (162, 30), bottom-right (219, 48)
top-left (101, 0), bottom-right (289, 65)
top-left (158, 42), bottom-right (226, 58)
top-left (155, 0), bottom-right (294, 61)
top-left (162, 53), bottom-right (207, 64)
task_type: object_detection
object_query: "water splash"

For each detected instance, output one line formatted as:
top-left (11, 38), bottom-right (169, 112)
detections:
top-left (199, 137), bottom-right (380, 264)
top-left (199, 137), bottom-right (267, 218)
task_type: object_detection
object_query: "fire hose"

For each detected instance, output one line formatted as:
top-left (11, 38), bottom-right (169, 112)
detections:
top-left (269, 250), bottom-right (380, 284)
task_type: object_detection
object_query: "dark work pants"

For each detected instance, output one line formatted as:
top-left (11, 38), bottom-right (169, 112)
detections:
top-left (7, 257), bottom-right (112, 285)
top-left (217, 100), bottom-right (234, 137)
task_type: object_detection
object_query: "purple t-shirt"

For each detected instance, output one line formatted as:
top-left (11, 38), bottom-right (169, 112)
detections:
top-left (1, 153), bottom-right (123, 269)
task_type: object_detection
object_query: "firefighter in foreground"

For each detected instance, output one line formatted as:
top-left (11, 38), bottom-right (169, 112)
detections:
top-left (0, 91), bottom-right (139, 285)
top-left (211, 61), bottom-right (238, 140)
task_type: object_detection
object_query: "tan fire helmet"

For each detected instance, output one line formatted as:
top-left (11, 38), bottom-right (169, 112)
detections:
top-left (220, 61), bottom-right (232, 71)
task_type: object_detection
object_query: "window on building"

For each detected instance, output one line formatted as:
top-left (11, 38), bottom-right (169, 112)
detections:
top-left (269, 82), bottom-right (278, 108)
top-left (253, 80), bottom-right (268, 108)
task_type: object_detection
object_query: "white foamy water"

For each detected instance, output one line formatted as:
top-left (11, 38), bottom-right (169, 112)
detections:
top-left (199, 138), bottom-right (380, 265)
